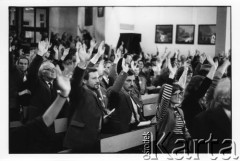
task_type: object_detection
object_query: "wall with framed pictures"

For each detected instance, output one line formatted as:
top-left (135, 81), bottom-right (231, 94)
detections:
top-left (104, 7), bottom-right (218, 58)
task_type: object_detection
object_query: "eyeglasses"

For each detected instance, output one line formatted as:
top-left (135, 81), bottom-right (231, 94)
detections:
top-left (43, 68), bottom-right (55, 72)
top-left (172, 91), bottom-right (184, 97)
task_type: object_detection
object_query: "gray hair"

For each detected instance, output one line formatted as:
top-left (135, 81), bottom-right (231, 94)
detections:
top-left (212, 77), bottom-right (231, 110)
top-left (38, 61), bottom-right (55, 78)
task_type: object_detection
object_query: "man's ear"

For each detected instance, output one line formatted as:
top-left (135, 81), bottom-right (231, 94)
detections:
top-left (83, 79), bottom-right (87, 84)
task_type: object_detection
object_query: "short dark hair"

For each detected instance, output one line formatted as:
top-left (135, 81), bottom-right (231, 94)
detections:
top-left (127, 69), bottom-right (135, 76)
top-left (83, 67), bottom-right (98, 80)
top-left (144, 62), bottom-right (152, 68)
top-left (151, 57), bottom-right (157, 63)
top-left (123, 53), bottom-right (132, 59)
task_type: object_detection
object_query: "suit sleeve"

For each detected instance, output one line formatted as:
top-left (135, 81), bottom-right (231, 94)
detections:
top-left (108, 63), bottom-right (118, 81)
top-left (107, 71), bottom-right (128, 110)
top-left (69, 66), bottom-right (85, 102)
top-left (195, 77), bottom-right (212, 99)
top-left (204, 71), bottom-right (223, 106)
top-left (27, 55), bottom-right (43, 92)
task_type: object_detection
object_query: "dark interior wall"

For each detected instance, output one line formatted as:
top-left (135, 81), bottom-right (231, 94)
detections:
top-left (49, 7), bottom-right (78, 37)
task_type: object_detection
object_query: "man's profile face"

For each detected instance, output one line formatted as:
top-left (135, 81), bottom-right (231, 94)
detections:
top-left (125, 55), bottom-right (132, 65)
top-left (86, 71), bottom-right (100, 90)
top-left (104, 62), bottom-right (112, 75)
top-left (123, 75), bottom-right (135, 92)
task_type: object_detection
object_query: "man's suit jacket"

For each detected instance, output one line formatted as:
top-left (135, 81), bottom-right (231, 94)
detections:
top-left (100, 76), bottom-right (114, 90)
top-left (107, 71), bottom-right (145, 134)
top-left (63, 66), bottom-right (107, 152)
top-left (27, 55), bottom-right (58, 120)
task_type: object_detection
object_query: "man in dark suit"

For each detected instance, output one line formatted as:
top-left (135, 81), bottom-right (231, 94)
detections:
top-left (63, 41), bottom-right (107, 153)
top-left (107, 59), bottom-right (146, 134)
top-left (100, 61), bottom-right (115, 89)
top-left (26, 41), bottom-right (58, 120)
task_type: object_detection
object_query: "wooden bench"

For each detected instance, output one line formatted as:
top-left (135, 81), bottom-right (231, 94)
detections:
top-left (100, 125), bottom-right (156, 152)
top-left (142, 94), bottom-right (158, 117)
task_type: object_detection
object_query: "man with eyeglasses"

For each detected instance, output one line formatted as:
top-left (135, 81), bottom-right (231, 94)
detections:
top-left (26, 41), bottom-right (59, 121)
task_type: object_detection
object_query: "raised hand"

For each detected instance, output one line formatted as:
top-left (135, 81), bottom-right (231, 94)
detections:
top-left (199, 52), bottom-right (206, 63)
top-left (206, 55), bottom-right (218, 69)
top-left (38, 41), bottom-right (49, 56)
top-left (122, 58), bottom-right (129, 73)
top-left (90, 39), bottom-right (97, 49)
top-left (119, 41), bottom-right (124, 51)
top-left (97, 41), bottom-right (105, 56)
top-left (76, 41), bottom-right (81, 51)
top-left (61, 48), bottom-right (70, 61)
top-left (166, 52), bottom-right (177, 78)
top-left (53, 45), bottom-right (59, 60)
top-left (88, 39), bottom-right (97, 54)
top-left (113, 47), bottom-right (122, 64)
top-left (166, 51), bottom-right (172, 59)
top-left (97, 59), bottom-right (105, 76)
top-left (55, 65), bottom-right (71, 97)
top-left (78, 43), bottom-right (92, 63)
top-left (131, 61), bottom-right (137, 71)
top-left (183, 61), bottom-right (190, 71)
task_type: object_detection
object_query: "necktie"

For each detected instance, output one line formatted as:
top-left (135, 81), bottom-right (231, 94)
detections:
top-left (129, 93), bottom-right (140, 122)
top-left (135, 76), bottom-right (140, 91)
top-left (48, 82), bottom-right (55, 101)
top-left (95, 89), bottom-right (107, 115)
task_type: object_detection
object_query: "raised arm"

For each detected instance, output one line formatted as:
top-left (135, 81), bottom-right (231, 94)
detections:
top-left (109, 58), bottom-right (129, 93)
top-left (205, 58), bottom-right (230, 106)
top-left (156, 53), bottom-right (177, 122)
top-left (178, 62), bottom-right (189, 89)
top-left (109, 47), bottom-right (122, 80)
top-left (195, 55), bottom-right (218, 99)
top-left (27, 41), bottom-right (50, 88)
top-left (71, 42), bottom-right (92, 89)
top-left (42, 65), bottom-right (71, 127)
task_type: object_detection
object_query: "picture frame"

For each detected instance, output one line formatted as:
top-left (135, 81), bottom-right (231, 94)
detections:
top-left (155, 25), bottom-right (173, 43)
top-left (85, 7), bottom-right (93, 26)
top-left (97, 7), bottom-right (104, 17)
top-left (176, 25), bottom-right (195, 44)
top-left (198, 25), bottom-right (216, 45)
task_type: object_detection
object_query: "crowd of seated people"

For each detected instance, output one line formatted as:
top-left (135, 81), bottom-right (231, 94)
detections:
top-left (9, 28), bottom-right (231, 154)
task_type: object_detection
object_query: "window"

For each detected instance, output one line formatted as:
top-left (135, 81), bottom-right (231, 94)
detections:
top-left (22, 7), bottom-right (49, 46)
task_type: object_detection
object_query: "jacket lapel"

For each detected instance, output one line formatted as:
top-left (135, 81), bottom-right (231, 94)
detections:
top-left (83, 85), bottom-right (106, 115)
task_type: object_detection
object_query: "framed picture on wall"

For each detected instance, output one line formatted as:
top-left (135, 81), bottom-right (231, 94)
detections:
top-left (85, 7), bottom-right (93, 26)
top-left (155, 25), bottom-right (173, 43)
top-left (98, 7), bottom-right (104, 17)
top-left (198, 25), bottom-right (216, 45)
top-left (176, 25), bottom-right (195, 44)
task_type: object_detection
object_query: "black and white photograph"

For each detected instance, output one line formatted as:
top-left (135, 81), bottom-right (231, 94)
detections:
top-left (155, 25), bottom-right (173, 43)
top-left (2, 2), bottom-right (239, 161)
top-left (198, 25), bottom-right (216, 45)
top-left (176, 25), bottom-right (195, 44)
top-left (97, 7), bottom-right (104, 17)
